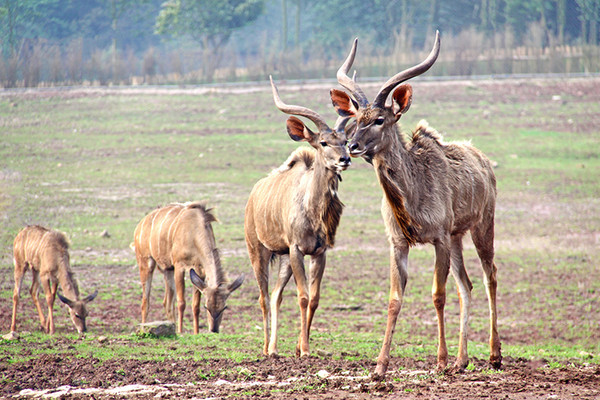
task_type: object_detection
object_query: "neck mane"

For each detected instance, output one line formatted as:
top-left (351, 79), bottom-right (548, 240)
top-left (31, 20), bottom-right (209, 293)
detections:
top-left (205, 248), bottom-right (225, 287)
top-left (373, 125), bottom-right (420, 246)
top-left (308, 152), bottom-right (344, 248)
top-left (58, 256), bottom-right (81, 300)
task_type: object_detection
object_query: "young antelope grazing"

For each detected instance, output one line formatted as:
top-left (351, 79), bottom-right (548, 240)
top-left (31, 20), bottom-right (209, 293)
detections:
top-left (245, 77), bottom-right (351, 357)
top-left (332, 32), bottom-right (501, 378)
top-left (11, 225), bottom-right (98, 334)
top-left (133, 202), bottom-right (244, 334)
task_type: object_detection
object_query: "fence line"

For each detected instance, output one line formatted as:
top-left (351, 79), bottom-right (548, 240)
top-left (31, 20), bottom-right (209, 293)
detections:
top-left (1, 41), bottom-right (599, 89)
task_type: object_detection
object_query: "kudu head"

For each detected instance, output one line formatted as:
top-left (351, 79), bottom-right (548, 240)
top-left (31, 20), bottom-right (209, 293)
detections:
top-left (270, 76), bottom-right (351, 173)
top-left (190, 268), bottom-right (244, 333)
top-left (331, 31), bottom-right (441, 162)
top-left (57, 289), bottom-right (98, 333)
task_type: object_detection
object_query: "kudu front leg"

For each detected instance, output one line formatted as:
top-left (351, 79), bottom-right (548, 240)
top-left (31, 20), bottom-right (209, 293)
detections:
top-left (268, 255), bottom-right (293, 355)
top-left (29, 269), bottom-right (47, 331)
top-left (163, 268), bottom-right (176, 322)
top-left (40, 277), bottom-right (56, 334)
top-left (374, 242), bottom-right (409, 380)
top-left (192, 287), bottom-right (201, 334)
top-left (174, 266), bottom-right (186, 334)
top-left (306, 252), bottom-right (326, 333)
top-left (290, 246), bottom-right (310, 357)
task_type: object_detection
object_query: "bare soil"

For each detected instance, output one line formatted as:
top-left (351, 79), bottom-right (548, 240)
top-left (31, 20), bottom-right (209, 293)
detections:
top-left (2, 350), bottom-right (600, 399)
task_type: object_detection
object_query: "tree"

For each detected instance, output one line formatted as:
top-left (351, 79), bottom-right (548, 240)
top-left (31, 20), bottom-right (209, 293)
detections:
top-left (576, 0), bottom-right (600, 44)
top-left (155, 0), bottom-right (265, 82)
top-left (0, 0), bottom-right (60, 57)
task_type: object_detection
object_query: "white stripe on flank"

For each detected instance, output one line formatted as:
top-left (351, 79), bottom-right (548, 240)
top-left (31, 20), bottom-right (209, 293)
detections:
top-left (158, 206), bottom-right (179, 259)
top-left (166, 206), bottom-right (186, 251)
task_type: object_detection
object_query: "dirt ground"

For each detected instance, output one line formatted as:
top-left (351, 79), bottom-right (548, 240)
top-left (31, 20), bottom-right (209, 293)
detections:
top-left (1, 77), bottom-right (599, 399)
top-left (2, 349), bottom-right (600, 399)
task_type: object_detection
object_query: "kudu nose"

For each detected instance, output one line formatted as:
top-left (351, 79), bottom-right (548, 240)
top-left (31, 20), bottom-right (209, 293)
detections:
top-left (348, 142), bottom-right (359, 152)
top-left (340, 156), bottom-right (351, 165)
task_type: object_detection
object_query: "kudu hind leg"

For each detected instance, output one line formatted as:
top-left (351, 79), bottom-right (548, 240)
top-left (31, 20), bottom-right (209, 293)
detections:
top-left (10, 261), bottom-right (27, 332)
top-left (269, 255), bottom-right (293, 355)
top-left (249, 245), bottom-right (272, 355)
top-left (471, 222), bottom-right (502, 368)
top-left (450, 234), bottom-right (473, 370)
top-left (432, 239), bottom-right (452, 371)
top-left (138, 256), bottom-right (155, 324)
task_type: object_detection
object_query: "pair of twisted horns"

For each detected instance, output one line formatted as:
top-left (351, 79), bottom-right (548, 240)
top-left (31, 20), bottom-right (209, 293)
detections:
top-left (338, 30), bottom-right (441, 108)
top-left (269, 75), bottom-right (350, 133)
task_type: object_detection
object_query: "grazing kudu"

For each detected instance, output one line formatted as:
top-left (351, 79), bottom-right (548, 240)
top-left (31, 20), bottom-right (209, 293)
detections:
top-left (245, 77), bottom-right (351, 356)
top-left (11, 225), bottom-right (98, 334)
top-left (331, 32), bottom-right (501, 377)
top-left (133, 202), bottom-right (244, 334)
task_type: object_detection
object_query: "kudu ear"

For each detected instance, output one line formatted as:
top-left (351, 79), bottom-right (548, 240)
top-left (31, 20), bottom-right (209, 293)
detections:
top-left (330, 89), bottom-right (358, 118)
top-left (84, 289), bottom-right (98, 303)
top-left (190, 268), bottom-right (207, 291)
top-left (227, 274), bottom-right (245, 293)
top-left (392, 84), bottom-right (413, 121)
top-left (286, 116), bottom-right (315, 142)
top-left (57, 293), bottom-right (74, 307)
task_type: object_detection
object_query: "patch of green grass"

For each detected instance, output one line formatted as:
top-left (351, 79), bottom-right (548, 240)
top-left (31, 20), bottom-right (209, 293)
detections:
top-left (1, 81), bottom-right (599, 374)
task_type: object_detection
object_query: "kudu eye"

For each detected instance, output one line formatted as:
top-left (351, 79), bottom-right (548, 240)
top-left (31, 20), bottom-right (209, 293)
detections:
top-left (374, 117), bottom-right (385, 126)
top-left (320, 141), bottom-right (328, 147)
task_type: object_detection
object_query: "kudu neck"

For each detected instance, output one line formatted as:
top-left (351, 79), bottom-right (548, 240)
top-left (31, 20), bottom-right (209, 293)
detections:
top-left (57, 258), bottom-right (80, 300)
top-left (307, 151), bottom-right (340, 205)
top-left (204, 248), bottom-right (225, 288)
top-left (305, 150), bottom-right (343, 248)
top-left (371, 123), bottom-right (421, 246)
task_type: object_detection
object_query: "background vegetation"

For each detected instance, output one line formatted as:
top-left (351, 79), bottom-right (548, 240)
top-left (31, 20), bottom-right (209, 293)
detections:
top-left (1, 0), bottom-right (600, 87)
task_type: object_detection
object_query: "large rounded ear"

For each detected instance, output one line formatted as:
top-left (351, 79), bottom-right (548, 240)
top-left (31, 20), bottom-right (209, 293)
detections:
top-left (286, 116), bottom-right (315, 142)
top-left (227, 274), bottom-right (245, 293)
top-left (83, 289), bottom-right (98, 303)
top-left (190, 268), bottom-right (207, 291)
top-left (330, 89), bottom-right (358, 117)
top-left (392, 84), bottom-right (413, 121)
top-left (57, 293), bottom-right (74, 307)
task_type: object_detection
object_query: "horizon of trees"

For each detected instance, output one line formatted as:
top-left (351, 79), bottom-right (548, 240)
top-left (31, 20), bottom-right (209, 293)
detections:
top-left (1, 0), bottom-right (600, 87)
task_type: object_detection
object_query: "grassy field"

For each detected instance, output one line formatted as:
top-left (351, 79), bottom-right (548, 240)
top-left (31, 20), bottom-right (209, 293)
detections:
top-left (0, 78), bottom-right (599, 397)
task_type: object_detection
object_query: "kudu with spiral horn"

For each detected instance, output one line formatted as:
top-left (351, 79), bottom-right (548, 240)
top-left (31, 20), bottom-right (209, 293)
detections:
top-left (331, 31), bottom-right (502, 378)
top-left (245, 76), bottom-right (351, 357)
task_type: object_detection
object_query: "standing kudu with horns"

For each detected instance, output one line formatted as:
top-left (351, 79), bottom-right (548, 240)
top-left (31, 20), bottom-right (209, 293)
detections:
top-left (245, 77), bottom-right (351, 356)
top-left (331, 32), bottom-right (501, 377)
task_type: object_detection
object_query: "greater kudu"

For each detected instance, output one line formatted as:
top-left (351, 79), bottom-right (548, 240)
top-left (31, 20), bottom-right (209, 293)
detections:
top-left (331, 32), bottom-right (501, 378)
top-left (133, 202), bottom-right (244, 334)
top-left (11, 225), bottom-right (98, 334)
top-left (245, 77), bottom-right (351, 356)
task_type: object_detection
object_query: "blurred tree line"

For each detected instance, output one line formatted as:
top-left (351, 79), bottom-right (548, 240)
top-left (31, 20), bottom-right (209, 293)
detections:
top-left (1, 0), bottom-right (599, 87)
